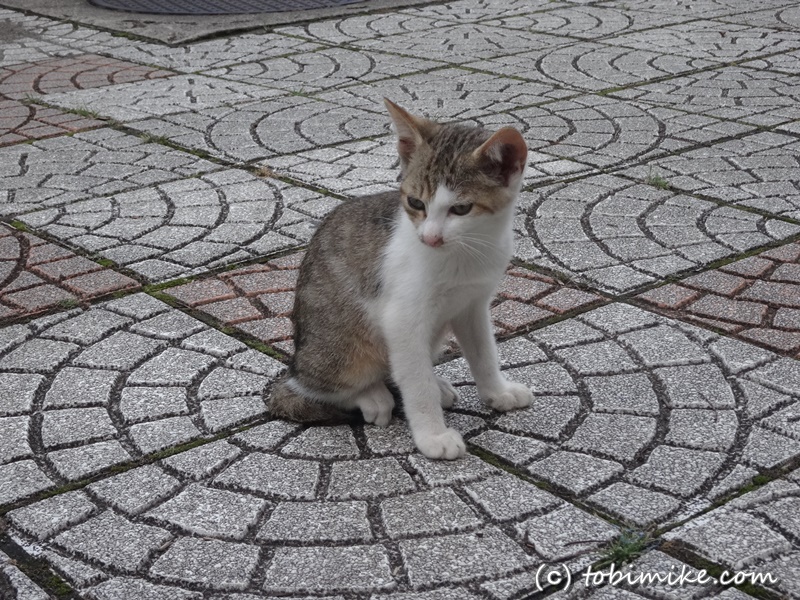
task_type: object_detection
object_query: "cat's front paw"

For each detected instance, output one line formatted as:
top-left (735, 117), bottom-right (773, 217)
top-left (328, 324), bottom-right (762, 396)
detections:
top-left (482, 380), bottom-right (532, 412)
top-left (415, 428), bottom-right (466, 460)
top-left (436, 375), bottom-right (460, 409)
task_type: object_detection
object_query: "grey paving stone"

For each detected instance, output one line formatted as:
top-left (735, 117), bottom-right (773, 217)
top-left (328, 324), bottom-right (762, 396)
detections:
top-left (656, 363), bottom-right (736, 409)
top-left (257, 501), bottom-right (371, 542)
top-left (129, 311), bottom-right (206, 341)
top-left (215, 453), bottom-right (319, 500)
top-left (0, 338), bottom-right (77, 372)
top-left (381, 488), bottom-right (482, 537)
top-left (161, 440), bottom-right (241, 480)
top-left (630, 446), bottom-right (726, 497)
top-left (47, 440), bottom-right (132, 480)
top-left (587, 482), bottom-right (681, 527)
top-left (408, 454), bottom-right (500, 486)
top-left (149, 537), bottom-right (260, 591)
top-left (495, 395), bottom-right (581, 440)
top-left (318, 68), bottom-right (571, 122)
top-left (146, 484), bottom-right (266, 540)
top-left (556, 340), bottom-right (638, 375)
top-left (528, 451), bottom-right (623, 495)
top-left (85, 577), bottom-right (201, 600)
top-left (468, 430), bottom-right (549, 467)
top-left (0, 416), bottom-right (30, 463)
top-left (200, 396), bottom-right (268, 432)
top-left (204, 48), bottom-right (442, 93)
top-left (464, 475), bottom-right (563, 521)
top-left (517, 504), bottom-right (618, 561)
top-left (7, 490), bottom-right (95, 540)
top-left (126, 97), bottom-right (388, 163)
top-left (584, 373), bottom-right (660, 416)
top-left (741, 426), bottom-right (800, 470)
top-left (87, 465), bottom-right (181, 515)
top-left (565, 413), bottom-right (656, 463)
top-left (473, 95), bottom-right (751, 172)
top-left (40, 310), bottom-right (131, 346)
top-left (119, 387), bottom-right (189, 424)
top-left (104, 32), bottom-right (321, 70)
top-left (353, 24), bottom-right (569, 64)
top-left (0, 460), bottom-right (54, 505)
top-left (626, 132), bottom-right (800, 221)
top-left (182, 329), bottom-right (248, 358)
top-left (0, 129), bottom-right (217, 217)
top-left (44, 74), bottom-right (284, 123)
top-left (327, 457), bottom-right (416, 500)
top-left (363, 420), bottom-right (417, 456)
top-left (72, 332), bottom-right (166, 370)
top-left (230, 420), bottom-right (300, 451)
top-left (399, 527), bottom-right (535, 587)
top-left (53, 510), bottom-right (171, 573)
top-left (41, 550), bottom-right (105, 588)
top-left (0, 556), bottom-right (52, 600)
top-left (518, 174), bottom-right (798, 293)
top-left (43, 368), bottom-right (119, 409)
top-left (611, 66), bottom-right (800, 127)
top-left (0, 373), bottom-right (43, 416)
top-left (281, 425), bottom-right (360, 460)
top-left (40, 407), bottom-right (117, 449)
top-left (197, 368), bottom-right (270, 400)
top-left (467, 41), bottom-right (721, 93)
top-left (263, 545), bottom-right (394, 594)
top-left (666, 409), bottom-right (739, 451)
top-left (128, 416), bottom-right (202, 455)
top-left (22, 171), bottom-right (332, 282)
top-left (665, 509), bottom-right (793, 570)
top-left (277, 10), bottom-right (439, 44)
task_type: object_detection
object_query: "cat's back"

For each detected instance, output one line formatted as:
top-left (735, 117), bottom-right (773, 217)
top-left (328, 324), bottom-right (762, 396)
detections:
top-left (298, 191), bottom-right (401, 300)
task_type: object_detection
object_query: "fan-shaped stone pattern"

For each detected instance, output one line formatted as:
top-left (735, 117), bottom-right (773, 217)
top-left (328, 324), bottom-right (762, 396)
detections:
top-left (721, 4), bottom-right (800, 30)
top-left (610, 67), bottom-right (800, 127)
top-left (126, 96), bottom-right (390, 163)
top-left (0, 128), bottom-right (217, 218)
top-left (0, 293), bottom-right (285, 506)
top-left (202, 47), bottom-right (443, 94)
top-left (624, 131), bottom-right (800, 221)
top-left (397, 0), bottom-right (556, 24)
top-left (614, 0), bottom-right (798, 19)
top-left (0, 15), bottom-right (79, 68)
top-left (351, 24), bottom-right (569, 65)
top-left (466, 42), bottom-right (722, 93)
top-left (604, 19), bottom-right (800, 61)
top-left (481, 5), bottom-right (690, 39)
top-left (636, 243), bottom-right (800, 357)
top-left (42, 74), bottom-right (286, 124)
top-left (664, 471), bottom-right (800, 600)
top-left (165, 253), bottom-right (602, 357)
top-left (515, 173), bottom-right (800, 294)
top-left (18, 169), bottom-right (333, 282)
top-left (317, 68), bottom-right (574, 122)
top-left (471, 94), bottom-right (752, 172)
top-left (275, 11), bottom-right (443, 44)
top-left (6, 415), bottom-right (624, 598)
top-left (0, 225), bottom-right (139, 322)
top-left (0, 54), bottom-right (171, 100)
top-left (439, 303), bottom-right (800, 528)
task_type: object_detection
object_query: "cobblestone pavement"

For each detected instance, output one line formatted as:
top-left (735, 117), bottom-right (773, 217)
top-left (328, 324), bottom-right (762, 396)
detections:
top-left (2, 0), bottom-right (800, 599)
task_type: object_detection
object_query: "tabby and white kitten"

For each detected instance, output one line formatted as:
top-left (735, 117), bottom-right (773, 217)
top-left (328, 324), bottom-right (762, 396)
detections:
top-left (269, 99), bottom-right (532, 459)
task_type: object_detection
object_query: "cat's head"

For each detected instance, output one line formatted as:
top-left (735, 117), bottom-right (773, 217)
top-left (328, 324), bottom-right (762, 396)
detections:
top-left (385, 98), bottom-right (527, 249)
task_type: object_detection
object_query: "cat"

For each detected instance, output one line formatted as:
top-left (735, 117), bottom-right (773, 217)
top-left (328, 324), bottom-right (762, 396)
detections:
top-left (269, 99), bottom-right (532, 460)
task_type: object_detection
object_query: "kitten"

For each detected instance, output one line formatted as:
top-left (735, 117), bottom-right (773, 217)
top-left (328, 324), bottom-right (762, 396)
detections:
top-left (269, 99), bottom-right (532, 460)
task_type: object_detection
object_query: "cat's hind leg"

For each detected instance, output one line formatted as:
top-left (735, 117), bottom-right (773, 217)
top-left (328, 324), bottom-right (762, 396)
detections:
top-left (435, 375), bottom-right (460, 409)
top-left (352, 380), bottom-right (395, 427)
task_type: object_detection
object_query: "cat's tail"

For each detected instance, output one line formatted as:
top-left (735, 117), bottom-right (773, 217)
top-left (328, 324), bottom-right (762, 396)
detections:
top-left (268, 376), bottom-right (359, 424)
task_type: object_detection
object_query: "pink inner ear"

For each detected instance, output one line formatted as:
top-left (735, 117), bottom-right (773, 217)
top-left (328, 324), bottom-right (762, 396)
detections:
top-left (476, 128), bottom-right (528, 187)
top-left (397, 137), bottom-right (416, 161)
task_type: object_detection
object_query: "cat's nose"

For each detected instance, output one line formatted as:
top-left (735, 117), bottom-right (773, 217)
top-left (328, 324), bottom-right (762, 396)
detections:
top-left (422, 234), bottom-right (444, 248)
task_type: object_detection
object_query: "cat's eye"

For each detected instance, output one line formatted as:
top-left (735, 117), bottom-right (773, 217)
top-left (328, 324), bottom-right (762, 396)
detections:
top-left (407, 196), bottom-right (425, 211)
top-left (449, 203), bottom-right (473, 216)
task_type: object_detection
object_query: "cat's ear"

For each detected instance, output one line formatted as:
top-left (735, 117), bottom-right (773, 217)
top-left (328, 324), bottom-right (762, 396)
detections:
top-left (384, 98), bottom-right (437, 164)
top-left (473, 127), bottom-right (528, 187)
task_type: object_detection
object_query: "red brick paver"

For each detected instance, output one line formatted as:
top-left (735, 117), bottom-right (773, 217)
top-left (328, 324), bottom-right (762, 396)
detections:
top-left (165, 252), bottom-right (605, 358)
top-left (0, 54), bottom-right (172, 99)
top-left (635, 242), bottom-right (800, 357)
top-left (0, 54), bottom-right (172, 147)
top-left (0, 225), bottom-right (140, 321)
